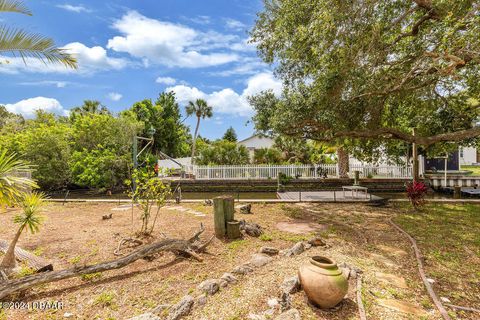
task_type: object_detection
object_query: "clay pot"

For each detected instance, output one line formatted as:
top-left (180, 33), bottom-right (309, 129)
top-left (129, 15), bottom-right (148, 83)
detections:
top-left (298, 256), bottom-right (348, 309)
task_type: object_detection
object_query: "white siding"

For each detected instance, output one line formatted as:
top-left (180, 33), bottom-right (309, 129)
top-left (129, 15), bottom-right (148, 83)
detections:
top-left (459, 147), bottom-right (478, 165)
top-left (238, 135), bottom-right (275, 149)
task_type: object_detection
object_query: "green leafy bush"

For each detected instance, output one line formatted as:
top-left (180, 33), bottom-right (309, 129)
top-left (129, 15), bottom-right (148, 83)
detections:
top-left (196, 140), bottom-right (249, 165)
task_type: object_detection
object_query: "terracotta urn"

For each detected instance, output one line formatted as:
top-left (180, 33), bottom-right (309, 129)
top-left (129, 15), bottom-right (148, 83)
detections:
top-left (298, 256), bottom-right (348, 309)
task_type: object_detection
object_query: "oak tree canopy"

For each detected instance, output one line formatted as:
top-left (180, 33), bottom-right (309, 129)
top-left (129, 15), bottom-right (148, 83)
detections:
top-left (250, 0), bottom-right (480, 148)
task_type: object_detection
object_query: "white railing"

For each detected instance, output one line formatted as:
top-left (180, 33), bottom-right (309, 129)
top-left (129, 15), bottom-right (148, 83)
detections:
top-left (181, 164), bottom-right (413, 180)
top-left (349, 164), bottom-right (413, 179)
top-left (186, 164), bottom-right (337, 180)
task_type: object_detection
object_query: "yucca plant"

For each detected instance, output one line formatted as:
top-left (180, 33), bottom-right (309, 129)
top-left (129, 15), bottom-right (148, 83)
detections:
top-left (0, 0), bottom-right (77, 68)
top-left (0, 150), bottom-right (37, 208)
top-left (0, 192), bottom-right (46, 269)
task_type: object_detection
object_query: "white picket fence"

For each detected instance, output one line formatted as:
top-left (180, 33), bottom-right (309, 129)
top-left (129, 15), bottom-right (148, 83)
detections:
top-left (182, 164), bottom-right (412, 180)
top-left (349, 164), bottom-right (413, 179)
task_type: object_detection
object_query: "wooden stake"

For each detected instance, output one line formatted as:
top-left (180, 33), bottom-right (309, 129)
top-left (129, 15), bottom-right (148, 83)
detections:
top-left (226, 221), bottom-right (241, 239)
top-left (223, 196), bottom-right (234, 223)
top-left (213, 196), bottom-right (227, 238)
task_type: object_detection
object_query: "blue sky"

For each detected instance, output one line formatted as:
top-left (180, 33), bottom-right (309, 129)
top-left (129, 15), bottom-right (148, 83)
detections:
top-left (0, 0), bottom-right (281, 140)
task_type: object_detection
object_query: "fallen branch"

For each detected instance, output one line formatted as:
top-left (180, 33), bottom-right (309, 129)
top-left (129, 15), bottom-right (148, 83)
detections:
top-left (388, 218), bottom-right (451, 320)
top-left (113, 238), bottom-right (143, 256)
top-left (356, 276), bottom-right (367, 320)
top-left (0, 226), bottom-right (211, 300)
top-left (445, 303), bottom-right (480, 314)
top-left (0, 240), bottom-right (53, 273)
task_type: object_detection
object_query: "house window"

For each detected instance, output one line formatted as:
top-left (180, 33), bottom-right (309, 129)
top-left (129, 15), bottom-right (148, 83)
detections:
top-left (460, 148), bottom-right (464, 158)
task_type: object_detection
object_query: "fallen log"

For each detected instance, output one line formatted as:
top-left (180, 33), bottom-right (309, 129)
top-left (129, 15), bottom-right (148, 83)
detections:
top-left (388, 218), bottom-right (451, 320)
top-left (0, 240), bottom-right (53, 273)
top-left (0, 226), bottom-right (210, 300)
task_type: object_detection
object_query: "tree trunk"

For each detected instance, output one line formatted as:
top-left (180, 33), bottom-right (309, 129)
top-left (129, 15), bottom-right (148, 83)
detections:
top-left (412, 128), bottom-right (419, 181)
top-left (0, 228), bottom-right (211, 300)
top-left (337, 147), bottom-right (350, 178)
top-left (190, 117), bottom-right (201, 165)
top-left (0, 226), bottom-right (24, 269)
top-left (0, 240), bottom-right (52, 273)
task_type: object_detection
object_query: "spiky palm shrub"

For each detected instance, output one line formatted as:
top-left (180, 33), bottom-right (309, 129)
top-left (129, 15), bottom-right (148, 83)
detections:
top-left (0, 192), bottom-right (46, 270)
top-left (0, 150), bottom-right (37, 208)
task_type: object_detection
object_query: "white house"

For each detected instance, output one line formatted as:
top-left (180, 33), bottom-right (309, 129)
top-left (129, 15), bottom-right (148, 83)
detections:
top-left (237, 134), bottom-right (275, 162)
top-left (459, 147), bottom-right (479, 165)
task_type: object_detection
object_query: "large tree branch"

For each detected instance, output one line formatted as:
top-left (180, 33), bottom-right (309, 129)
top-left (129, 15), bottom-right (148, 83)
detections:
top-left (310, 126), bottom-right (480, 146)
top-left (352, 50), bottom-right (476, 101)
top-left (412, 0), bottom-right (436, 14)
top-left (392, 12), bottom-right (434, 44)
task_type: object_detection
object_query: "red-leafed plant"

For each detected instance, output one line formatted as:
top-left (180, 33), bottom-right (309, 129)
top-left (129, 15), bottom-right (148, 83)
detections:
top-left (406, 180), bottom-right (428, 209)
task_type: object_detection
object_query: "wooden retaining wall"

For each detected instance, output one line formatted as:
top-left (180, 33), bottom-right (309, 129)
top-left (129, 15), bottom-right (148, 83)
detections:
top-left (426, 175), bottom-right (480, 188)
top-left (167, 178), bottom-right (409, 192)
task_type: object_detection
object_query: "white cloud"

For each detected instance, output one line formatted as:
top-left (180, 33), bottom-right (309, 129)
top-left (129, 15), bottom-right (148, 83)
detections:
top-left (107, 92), bottom-right (123, 101)
top-left (209, 58), bottom-right (266, 77)
top-left (19, 80), bottom-right (68, 88)
top-left (64, 42), bottom-right (128, 71)
top-left (0, 42), bottom-right (128, 74)
top-left (167, 72), bottom-right (282, 116)
top-left (3, 97), bottom-right (69, 118)
top-left (107, 11), bottom-right (240, 68)
top-left (242, 72), bottom-right (282, 98)
top-left (56, 4), bottom-right (91, 13)
top-left (224, 18), bottom-right (247, 31)
top-left (156, 76), bottom-right (177, 85)
top-left (186, 15), bottom-right (211, 25)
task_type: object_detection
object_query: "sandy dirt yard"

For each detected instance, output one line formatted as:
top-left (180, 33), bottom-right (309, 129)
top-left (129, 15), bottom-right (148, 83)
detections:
top-left (0, 201), bottom-right (478, 320)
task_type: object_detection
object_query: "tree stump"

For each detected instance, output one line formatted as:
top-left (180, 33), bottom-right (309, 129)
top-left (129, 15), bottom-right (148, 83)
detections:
top-left (213, 196), bottom-right (235, 239)
top-left (226, 221), bottom-right (241, 239)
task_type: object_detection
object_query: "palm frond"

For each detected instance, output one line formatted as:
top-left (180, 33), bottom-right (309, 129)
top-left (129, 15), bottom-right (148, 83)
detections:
top-left (185, 101), bottom-right (196, 116)
top-left (0, 0), bottom-right (31, 15)
top-left (14, 192), bottom-right (46, 234)
top-left (0, 150), bottom-right (38, 206)
top-left (0, 25), bottom-right (77, 69)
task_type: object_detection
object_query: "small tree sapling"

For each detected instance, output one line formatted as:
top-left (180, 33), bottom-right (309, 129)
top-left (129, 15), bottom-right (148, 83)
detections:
top-left (126, 169), bottom-right (171, 236)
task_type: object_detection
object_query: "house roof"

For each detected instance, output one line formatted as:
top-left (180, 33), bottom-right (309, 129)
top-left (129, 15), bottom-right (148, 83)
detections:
top-left (158, 157), bottom-right (191, 169)
top-left (237, 133), bottom-right (273, 144)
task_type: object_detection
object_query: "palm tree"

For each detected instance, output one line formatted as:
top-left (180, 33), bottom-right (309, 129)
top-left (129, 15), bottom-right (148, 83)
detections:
top-left (70, 100), bottom-right (110, 118)
top-left (0, 0), bottom-right (77, 68)
top-left (185, 99), bottom-right (213, 164)
top-left (0, 192), bottom-right (46, 270)
top-left (0, 150), bottom-right (37, 208)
